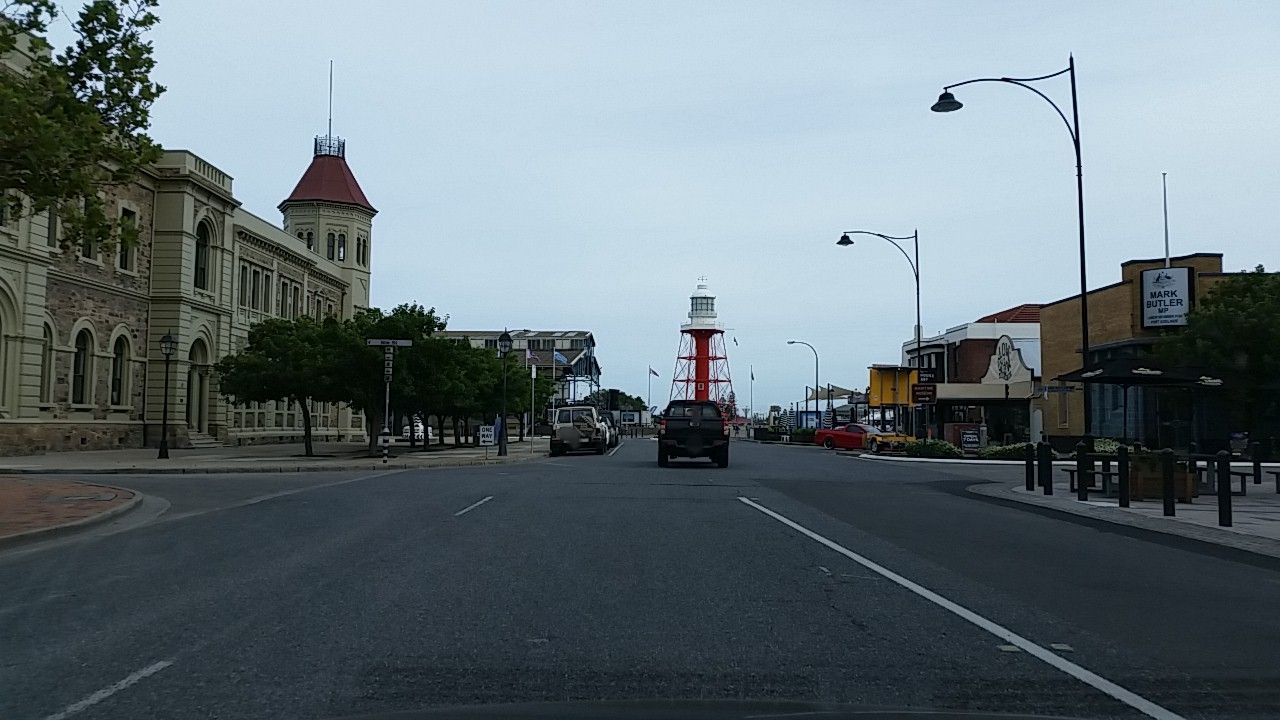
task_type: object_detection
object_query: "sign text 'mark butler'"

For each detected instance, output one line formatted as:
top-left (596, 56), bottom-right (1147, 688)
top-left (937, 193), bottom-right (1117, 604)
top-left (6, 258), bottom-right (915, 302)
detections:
top-left (1141, 267), bottom-right (1192, 328)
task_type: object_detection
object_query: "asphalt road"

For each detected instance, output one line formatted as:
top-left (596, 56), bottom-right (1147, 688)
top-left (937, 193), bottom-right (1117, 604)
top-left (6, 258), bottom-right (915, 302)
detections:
top-left (2, 440), bottom-right (1279, 720)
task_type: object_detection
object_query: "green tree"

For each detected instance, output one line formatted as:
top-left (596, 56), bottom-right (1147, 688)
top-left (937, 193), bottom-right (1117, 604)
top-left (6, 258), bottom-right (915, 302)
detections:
top-left (1158, 266), bottom-right (1280, 438)
top-left (583, 388), bottom-right (647, 412)
top-left (214, 317), bottom-right (348, 457)
top-left (2, 0), bottom-right (165, 252)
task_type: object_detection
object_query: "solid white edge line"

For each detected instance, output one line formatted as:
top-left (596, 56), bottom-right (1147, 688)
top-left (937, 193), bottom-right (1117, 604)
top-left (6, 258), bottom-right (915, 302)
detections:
top-left (42, 659), bottom-right (174, 720)
top-left (453, 495), bottom-right (494, 517)
top-left (608, 441), bottom-right (625, 457)
top-left (736, 497), bottom-right (1186, 720)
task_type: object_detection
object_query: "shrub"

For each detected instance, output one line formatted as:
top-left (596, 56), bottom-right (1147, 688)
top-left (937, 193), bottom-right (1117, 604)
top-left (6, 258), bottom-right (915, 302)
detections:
top-left (979, 442), bottom-right (1034, 460)
top-left (791, 428), bottom-right (816, 443)
top-left (1092, 438), bottom-right (1134, 454)
top-left (903, 439), bottom-right (962, 458)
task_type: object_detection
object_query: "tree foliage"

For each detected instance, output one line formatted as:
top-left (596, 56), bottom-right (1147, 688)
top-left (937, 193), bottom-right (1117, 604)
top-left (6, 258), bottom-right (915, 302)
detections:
top-left (1158, 266), bottom-right (1280, 435)
top-left (582, 388), bottom-right (647, 412)
top-left (1, 0), bottom-right (165, 252)
top-left (214, 317), bottom-right (348, 456)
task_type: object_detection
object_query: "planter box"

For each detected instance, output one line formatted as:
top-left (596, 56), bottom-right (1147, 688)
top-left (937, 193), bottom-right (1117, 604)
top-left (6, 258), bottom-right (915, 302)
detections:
top-left (1129, 455), bottom-right (1196, 502)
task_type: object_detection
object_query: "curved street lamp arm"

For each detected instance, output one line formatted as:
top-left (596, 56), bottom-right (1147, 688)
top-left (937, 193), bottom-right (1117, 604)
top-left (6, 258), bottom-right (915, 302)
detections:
top-left (842, 230), bottom-right (918, 278)
top-left (941, 75), bottom-right (1077, 145)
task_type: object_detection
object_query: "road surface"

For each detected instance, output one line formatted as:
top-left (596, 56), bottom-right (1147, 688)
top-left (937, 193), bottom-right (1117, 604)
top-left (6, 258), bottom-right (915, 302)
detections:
top-left (3, 440), bottom-right (1279, 719)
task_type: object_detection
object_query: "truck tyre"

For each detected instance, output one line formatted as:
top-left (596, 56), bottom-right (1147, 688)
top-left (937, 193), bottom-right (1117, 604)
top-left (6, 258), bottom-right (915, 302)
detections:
top-left (596, 439), bottom-right (607, 455)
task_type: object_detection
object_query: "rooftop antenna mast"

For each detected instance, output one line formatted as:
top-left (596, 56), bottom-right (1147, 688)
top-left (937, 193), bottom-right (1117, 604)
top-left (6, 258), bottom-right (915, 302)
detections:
top-left (327, 59), bottom-right (334, 138)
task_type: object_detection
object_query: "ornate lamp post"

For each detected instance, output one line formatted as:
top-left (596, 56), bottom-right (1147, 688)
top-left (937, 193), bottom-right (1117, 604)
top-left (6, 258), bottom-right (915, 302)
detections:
top-left (158, 332), bottom-right (176, 459)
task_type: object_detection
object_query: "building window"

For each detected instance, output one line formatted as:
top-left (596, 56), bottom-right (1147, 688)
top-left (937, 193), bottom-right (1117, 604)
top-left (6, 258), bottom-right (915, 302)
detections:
top-left (46, 211), bottom-right (58, 247)
top-left (326, 302), bottom-right (334, 317)
top-left (239, 265), bottom-right (249, 306)
top-left (194, 222), bottom-right (211, 289)
top-left (1057, 382), bottom-right (1070, 428)
top-left (337, 233), bottom-right (346, 261)
top-left (263, 272), bottom-right (272, 313)
top-left (40, 324), bottom-right (54, 403)
top-left (72, 329), bottom-right (92, 404)
top-left (306, 231), bottom-right (314, 251)
top-left (326, 232), bottom-right (336, 260)
top-left (117, 208), bottom-right (136, 271)
top-left (79, 233), bottom-right (96, 260)
top-left (484, 338), bottom-right (498, 349)
top-left (250, 269), bottom-right (261, 309)
top-left (291, 286), bottom-right (300, 318)
top-left (110, 336), bottom-right (129, 405)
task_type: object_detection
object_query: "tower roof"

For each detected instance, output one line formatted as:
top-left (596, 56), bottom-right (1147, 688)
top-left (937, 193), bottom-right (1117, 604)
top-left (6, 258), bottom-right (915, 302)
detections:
top-left (279, 136), bottom-right (376, 214)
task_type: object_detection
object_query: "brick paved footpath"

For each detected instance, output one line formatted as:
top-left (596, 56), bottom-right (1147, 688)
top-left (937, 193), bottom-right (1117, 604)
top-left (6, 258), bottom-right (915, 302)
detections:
top-left (0, 477), bottom-right (136, 542)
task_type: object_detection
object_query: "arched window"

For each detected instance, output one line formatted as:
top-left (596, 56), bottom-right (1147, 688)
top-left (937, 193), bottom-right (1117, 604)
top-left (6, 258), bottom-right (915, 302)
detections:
top-left (326, 232), bottom-right (336, 261)
top-left (194, 222), bottom-right (211, 290)
top-left (337, 233), bottom-right (346, 262)
top-left (72, 329), bottom-right (92, 404)
top-left (306, 231), bottom-right (314, 251)
top-left (40, 324), bottom-right (54, 403)
top-left (110, 336), bottom-right (129, 405)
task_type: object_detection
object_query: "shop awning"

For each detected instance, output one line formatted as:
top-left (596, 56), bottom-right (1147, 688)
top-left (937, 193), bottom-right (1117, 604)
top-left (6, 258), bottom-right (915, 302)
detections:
top-left (1055, 357), bottom-right (1224, 388)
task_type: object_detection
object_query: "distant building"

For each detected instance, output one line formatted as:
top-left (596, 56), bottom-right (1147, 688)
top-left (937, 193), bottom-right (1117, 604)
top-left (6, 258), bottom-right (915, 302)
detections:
top-left (437, 330), bottom-right (601, 403)
top-left (890, 304), bottom-right (1042, 445)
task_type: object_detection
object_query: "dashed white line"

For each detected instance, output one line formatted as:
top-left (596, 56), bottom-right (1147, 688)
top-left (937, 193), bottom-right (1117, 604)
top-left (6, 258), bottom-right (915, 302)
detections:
top-left (736, 496), bottom-right (1186, 720)
top-left (41, 659), bottom-right (173, 720)
top-left (453, 495), bottom-right (494, 516)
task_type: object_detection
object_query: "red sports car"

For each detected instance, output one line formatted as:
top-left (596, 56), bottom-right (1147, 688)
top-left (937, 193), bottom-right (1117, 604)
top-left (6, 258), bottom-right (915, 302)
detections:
top-left (813, 423), bottom-right (903, 452)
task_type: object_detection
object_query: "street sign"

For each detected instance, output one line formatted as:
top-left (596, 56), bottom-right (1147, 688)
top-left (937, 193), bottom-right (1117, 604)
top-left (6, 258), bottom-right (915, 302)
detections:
top-left (960, 428), bottom-right (981, 452)
top-left (367, 338), bottom-right (414, 347)
top-left (917, 368), bottom-right (937, 383)
top-left (479, 425), bottom-right (496, 446)
top-left (911, 383), bottom-right (937, 404)
top-left (1043, 385), bottom-right (1076, 393)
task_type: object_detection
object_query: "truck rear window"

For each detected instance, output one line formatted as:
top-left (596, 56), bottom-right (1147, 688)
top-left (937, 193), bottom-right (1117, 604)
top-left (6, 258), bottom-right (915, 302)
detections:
top-left (666, 404), bottom-right (721, 419)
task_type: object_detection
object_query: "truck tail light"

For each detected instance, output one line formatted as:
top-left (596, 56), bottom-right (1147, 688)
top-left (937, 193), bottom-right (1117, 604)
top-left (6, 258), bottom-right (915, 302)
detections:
top-left (659, 419), bottom-right (667, 433)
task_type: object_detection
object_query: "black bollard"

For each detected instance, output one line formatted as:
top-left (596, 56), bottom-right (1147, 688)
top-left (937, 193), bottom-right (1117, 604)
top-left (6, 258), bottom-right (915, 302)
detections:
top-left (1038, 442), bottom-right (1053, 495)
top-left (1216, 450), bottom-right (1233, 527)
top-left (1076, 441), bottom-right (1089, 501)
top-left (1117, 445), bottom-right (1130, 508)
top-left (1251, 441), bottom-right (1262, 485)
top-left (1025, 443), bottom-right (1036, 491)
top-left (1161, 449), bottom-right (1176, 516)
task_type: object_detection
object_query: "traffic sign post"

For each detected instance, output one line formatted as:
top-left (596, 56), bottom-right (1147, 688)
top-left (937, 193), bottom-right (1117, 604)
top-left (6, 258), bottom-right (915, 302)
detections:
top-left (480, 425), bottom-right (495, 461)
top-left (911, 383), bottom-right (937, 404)
top-left (367, 339), bottom-right (413, 461)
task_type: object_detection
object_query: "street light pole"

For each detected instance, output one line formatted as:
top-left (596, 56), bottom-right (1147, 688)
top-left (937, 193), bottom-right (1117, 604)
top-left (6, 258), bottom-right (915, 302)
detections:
top-left (931, 55), bottom-right (1091, 438)
top-left (838, 229), bottom-right (922, 436)
top-left (787, 340), bottom-right (819, 429)
top-left (497, 330), bottom-right (512, 456)
top-left (157, 332), bottom-right (176, 459)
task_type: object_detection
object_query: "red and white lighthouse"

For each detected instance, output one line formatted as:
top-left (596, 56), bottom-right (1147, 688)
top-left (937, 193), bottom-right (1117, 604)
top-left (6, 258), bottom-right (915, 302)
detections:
top-left (670, 279), bottom-right (735, 410)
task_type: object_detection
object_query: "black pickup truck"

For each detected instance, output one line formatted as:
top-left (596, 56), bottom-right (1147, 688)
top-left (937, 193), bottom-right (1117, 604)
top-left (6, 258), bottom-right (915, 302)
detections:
top-left (657, 400), bottom-right (729, 468)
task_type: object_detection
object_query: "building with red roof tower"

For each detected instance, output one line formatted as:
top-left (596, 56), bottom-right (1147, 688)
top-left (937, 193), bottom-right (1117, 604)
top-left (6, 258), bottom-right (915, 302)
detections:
top-left (280, 134), bottom-right (377, 316)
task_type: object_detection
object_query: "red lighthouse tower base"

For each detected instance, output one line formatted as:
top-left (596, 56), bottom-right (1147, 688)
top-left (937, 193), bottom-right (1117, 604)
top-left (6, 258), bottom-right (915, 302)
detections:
top-left (670, 280), bottom-right (735, 411)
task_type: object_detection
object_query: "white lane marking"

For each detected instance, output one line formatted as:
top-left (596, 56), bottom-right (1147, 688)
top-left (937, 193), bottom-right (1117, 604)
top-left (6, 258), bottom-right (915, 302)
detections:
top-left (736, 497), bottom-right (1186, 720)
top-left (453, 495), bottom-right (494, 516)
top-left (42, 659), bottom-right (173, 720)
top-left (608, 441), bottom-right (625, 457)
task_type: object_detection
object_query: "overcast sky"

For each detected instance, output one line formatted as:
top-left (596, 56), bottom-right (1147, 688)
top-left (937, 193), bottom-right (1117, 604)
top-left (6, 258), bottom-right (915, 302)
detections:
top-left (126, 0), bottom-right (1278, 411)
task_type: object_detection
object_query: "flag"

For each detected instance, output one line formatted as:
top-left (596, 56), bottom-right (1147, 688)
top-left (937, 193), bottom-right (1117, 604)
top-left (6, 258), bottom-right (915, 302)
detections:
top-left (553, 351), bottom-right (569, 364)
top-left (750, 366), bottom-right (754, 381)
top-left (733, 337), bottom-right (738, 346)
top-left (525, 348), bottom-right (533, 361)
top-left (649, 367), bottom-right (659, 377)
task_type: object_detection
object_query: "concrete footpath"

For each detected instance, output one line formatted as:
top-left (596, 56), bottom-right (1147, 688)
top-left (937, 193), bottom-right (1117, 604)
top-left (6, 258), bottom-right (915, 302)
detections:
top-left (0, 437), bottom-right (550, 475)
top-left (970, 473), bottom-right (1280, 560)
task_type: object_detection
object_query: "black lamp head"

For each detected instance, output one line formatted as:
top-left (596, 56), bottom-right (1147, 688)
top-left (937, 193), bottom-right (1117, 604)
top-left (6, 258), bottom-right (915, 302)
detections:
top-left (931, 91), bottom-right (963, 113)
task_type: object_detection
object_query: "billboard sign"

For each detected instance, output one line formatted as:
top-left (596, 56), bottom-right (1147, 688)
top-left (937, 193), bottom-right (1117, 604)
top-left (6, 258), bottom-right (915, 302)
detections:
top-left (1141, 267), bottom-right (1192, 328)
